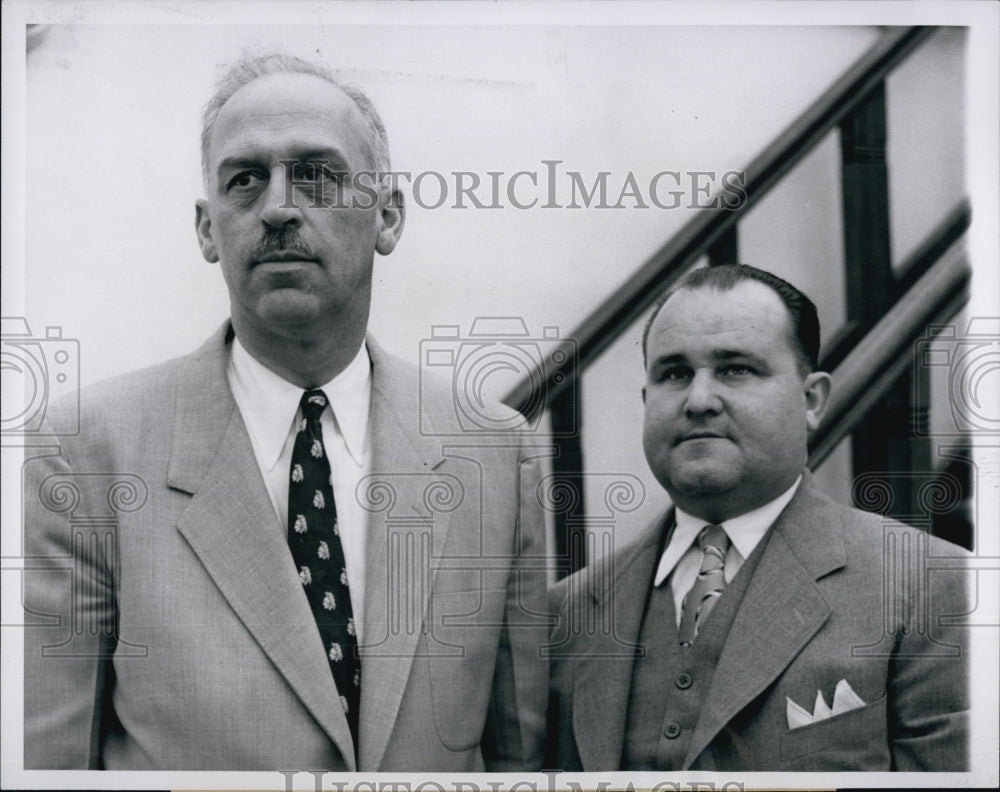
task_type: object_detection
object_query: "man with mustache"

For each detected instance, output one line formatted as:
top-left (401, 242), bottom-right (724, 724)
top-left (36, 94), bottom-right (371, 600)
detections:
top-left (547, 264), bottom-right (969, 771)
top-left (23, 52), bottom-right (547, 772)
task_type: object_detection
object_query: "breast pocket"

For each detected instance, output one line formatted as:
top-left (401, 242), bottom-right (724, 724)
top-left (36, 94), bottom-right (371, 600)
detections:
top-left (426, 588), bottom-right (506, 751)
top-left (778, 693), bottom-right (890, 769)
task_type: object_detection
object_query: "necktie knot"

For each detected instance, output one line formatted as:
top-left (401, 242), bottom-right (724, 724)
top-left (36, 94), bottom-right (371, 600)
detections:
top-left (698, 524), bottom-right (729, 560)
top-left (300, 389), bottom-right (328, 422)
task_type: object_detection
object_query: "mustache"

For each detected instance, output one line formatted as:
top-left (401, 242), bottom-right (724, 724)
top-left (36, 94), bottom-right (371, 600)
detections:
top-left (250, 228), bottom-right (315, 261)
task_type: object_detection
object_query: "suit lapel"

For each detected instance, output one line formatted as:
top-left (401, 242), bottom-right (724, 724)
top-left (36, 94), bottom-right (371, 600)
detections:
top-left (684, 474), bottom-right (846, 768)
top-left (572, 517), bottom-right (668, 771)
top-left (168, 324), bottom-right (358, 769)
top-left (358, 338), bottom-right (450, 771)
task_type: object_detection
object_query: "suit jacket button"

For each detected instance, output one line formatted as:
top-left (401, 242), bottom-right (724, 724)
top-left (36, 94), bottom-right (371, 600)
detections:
top-left (675, 673), bottom-right (692, 689)
top-left (663, 722), bottom-right (681, 739)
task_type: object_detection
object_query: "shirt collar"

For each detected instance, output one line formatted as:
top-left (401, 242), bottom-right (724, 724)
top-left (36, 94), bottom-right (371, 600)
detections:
top-left (229, 337), bottom-right (371, 470)
top-left (321, 341), bottom-right (371, 465)
top-left (654, 474), bottom-right (802, 587)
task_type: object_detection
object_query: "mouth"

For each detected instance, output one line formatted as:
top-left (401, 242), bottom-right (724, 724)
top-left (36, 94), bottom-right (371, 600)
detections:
top-left (675, 432), bottom-right (727, 445)
top-left (254, 251), bottom-right (318, 265)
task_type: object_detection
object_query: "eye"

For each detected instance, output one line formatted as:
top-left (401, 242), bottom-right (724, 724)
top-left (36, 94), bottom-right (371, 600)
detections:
top-left (293, 162), bottom-right (344, 183)
top-left (226, 170), bottom-right (266, 192)
top-left (657, 365), bottom-right (693, 383)
top-left (719, 363), bottom-right (754, 377)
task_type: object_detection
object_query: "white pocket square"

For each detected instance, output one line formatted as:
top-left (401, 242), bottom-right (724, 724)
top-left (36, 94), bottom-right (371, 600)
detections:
top-left (786, 679), bottom-right (866, 730)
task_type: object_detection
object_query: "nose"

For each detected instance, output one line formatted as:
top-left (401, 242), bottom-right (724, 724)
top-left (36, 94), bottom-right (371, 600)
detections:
top-left (683, 369), bottom-right (723, 417)
top-left (258, 165), bottom-right (303, 229)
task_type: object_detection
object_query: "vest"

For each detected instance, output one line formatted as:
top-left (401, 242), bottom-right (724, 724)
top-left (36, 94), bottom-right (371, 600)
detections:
top-left (621, 529), bottom-right (771, 770)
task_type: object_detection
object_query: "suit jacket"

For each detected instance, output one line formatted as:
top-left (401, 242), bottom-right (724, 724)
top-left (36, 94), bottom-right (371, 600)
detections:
top-left (547, 472), bottom-right (970, 771)
top-left (23, 323), bottom-right (548, 771)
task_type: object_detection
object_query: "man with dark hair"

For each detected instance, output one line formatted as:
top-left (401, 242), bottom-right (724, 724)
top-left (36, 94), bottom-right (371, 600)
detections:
top-left (23, 52), bottom-right (547, 772)
top-left (548, 264), bottom-right (969, 771)
top-left (640, 264), bottom-right (822, 374)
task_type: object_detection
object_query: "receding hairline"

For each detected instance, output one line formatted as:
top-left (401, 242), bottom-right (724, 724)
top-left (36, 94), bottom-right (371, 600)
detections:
top-left (645, 280), bottom-right (806, 371)
top-left (207, 74), bottom-right (368, 170)
top-left (640, 263), bottom-right (823, 378)
top-left (660, 277), bottom-right (790, 310)
top-left (208, 72), bottom-right (369, 149)
top-left (199, 53), bottom-right (390, 188)
top-left (220, 69), bottom-right (361, 106)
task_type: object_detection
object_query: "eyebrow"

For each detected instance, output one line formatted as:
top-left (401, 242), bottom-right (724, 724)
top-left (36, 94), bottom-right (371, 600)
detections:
top-left (215, 148), bottom-right (353, 177)
top-left (710, 349), bottom-right (769, 367)
top-left (650, 349), bottom-right (770, 368)
top-left (293, 149), bottom-right (353, 169)
top-left (216, 156), bottom-right (262, 175)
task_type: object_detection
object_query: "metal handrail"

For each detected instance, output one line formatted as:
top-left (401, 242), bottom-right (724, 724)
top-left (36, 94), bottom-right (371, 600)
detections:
top-left (808, 238), bottom-right (971, 467)
top-left (817, 199), bottom-right (972, 372)
top-left (503, 26), bottom-right (938, 419)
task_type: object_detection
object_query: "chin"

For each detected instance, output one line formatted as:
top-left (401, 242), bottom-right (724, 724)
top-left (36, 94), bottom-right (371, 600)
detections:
top-left (254, 292), bottom-right (329, 326)
top-left (667, 463), bottom-right (741, 499)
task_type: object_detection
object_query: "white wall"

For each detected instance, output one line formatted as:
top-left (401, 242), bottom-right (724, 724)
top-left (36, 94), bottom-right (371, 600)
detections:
top-left (7, 10), bottom-right (993, 550)
top-left (21, 22), bottom-right (879, 382)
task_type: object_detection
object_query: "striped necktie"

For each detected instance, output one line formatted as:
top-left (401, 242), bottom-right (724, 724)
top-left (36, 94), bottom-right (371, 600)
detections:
top-left (678, 524), bottom-right (730, 646)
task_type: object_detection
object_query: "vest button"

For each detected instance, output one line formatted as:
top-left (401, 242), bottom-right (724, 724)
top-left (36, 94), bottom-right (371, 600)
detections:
top-left (663, 722), bottom-right (681, 739)
top-left (675, 672), bottom-right (692, 689)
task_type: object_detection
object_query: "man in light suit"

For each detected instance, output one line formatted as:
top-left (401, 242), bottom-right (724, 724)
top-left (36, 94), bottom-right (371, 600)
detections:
top-left (23, 52), bottom-right (547, 771)
top-left (547, 264), bottom-right (969, 771)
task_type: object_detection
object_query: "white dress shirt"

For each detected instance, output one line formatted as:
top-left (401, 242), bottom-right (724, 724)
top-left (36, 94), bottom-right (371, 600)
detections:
top-left (654, 476), bottom-right (802, 626)
top-left (228, 337), bottom-right (372, 643)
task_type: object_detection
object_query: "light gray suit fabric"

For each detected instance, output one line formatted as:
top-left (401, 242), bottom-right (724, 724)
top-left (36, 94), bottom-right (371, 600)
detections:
top-left (23, 323), bottom-right (548, 771)
top-left (547, 473), bottom-right (969, 771)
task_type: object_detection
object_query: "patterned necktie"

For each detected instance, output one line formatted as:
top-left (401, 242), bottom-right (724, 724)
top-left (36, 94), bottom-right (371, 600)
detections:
top-left (678, 524), bottom-right (730, 646)
top-left (287, 389), bottom-right (360, 749)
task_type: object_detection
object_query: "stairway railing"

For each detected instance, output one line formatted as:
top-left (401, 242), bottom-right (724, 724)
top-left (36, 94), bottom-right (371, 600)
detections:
top-left (501, 26), bottom-right (971, 576)
top-left (809, 220), bottom-right (970, 467)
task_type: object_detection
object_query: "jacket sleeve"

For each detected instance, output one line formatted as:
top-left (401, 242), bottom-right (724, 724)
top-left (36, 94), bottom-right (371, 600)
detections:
top-left (888, 533), bottom-right (971, 771)
top-left (22, 431), bottom-right (118, 769)
top-left (480, 446), bottom-right (549, 771)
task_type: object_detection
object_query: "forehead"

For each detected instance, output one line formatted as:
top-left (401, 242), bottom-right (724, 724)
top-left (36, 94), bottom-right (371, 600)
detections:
top-left (208, 73), bottom-right (370, 169)
top-left (647, 280), bottom-right (798, 359)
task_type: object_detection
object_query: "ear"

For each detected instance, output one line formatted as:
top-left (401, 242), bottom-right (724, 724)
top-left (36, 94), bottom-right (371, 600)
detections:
top-left (803, 371), bottom-right (832, 434)
top-left (195, 199), bottom-right (219, 263)
top-left (375, 185), bottom-right (405, 256)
